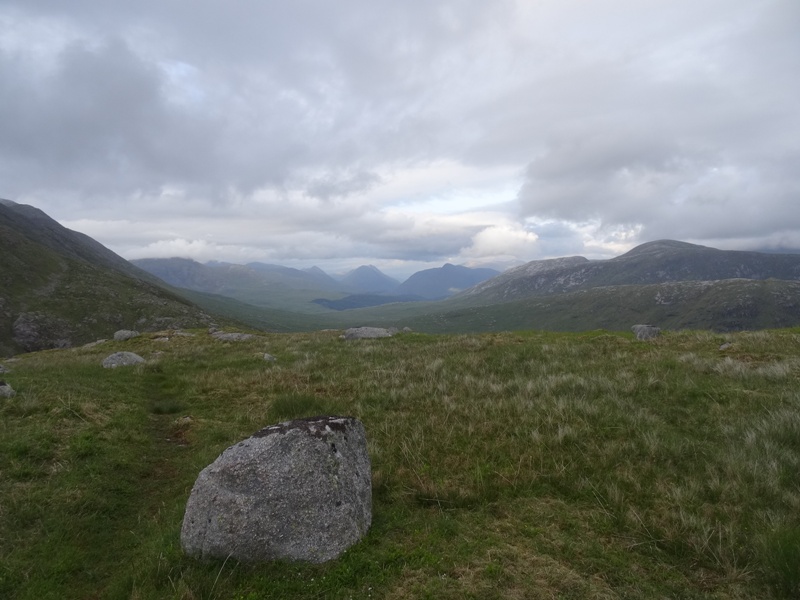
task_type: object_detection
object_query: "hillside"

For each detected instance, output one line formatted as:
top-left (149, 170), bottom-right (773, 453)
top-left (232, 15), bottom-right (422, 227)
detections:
top-left (2, 328), bottom-right (799, 598)
top-left (397, 278), bottom-right (800, 333)
top-left (0, 200), bottom-right (215, 356)
top-left (459, 240), bottom-right (800, 304)
top-left (132, 258), bottom-right (347, 314)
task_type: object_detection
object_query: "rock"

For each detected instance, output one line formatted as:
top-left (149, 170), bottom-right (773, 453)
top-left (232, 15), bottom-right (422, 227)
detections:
top-left (181, 415), bottom-right (372, 563)
top-left (0, 364), bottom-right (8, 374)
top-left (113, 329), bottom-right (140, 341)
top-left (343, 327), bottom-right (393, 340)
top-left (82, 339), bottom-right (108, 349)
top-left (402, 327), bottom-right (413, 332)
top-left (154, 337), bottom-right (171, 342)
top-left (0, 381), bottom-right (15, 398)
top-left (212, 331), bottom-right (257, 342)
top-left (719, 342), bottom-right (733, 351)
top-left (631, 324), bottom-right (661, 341)
top-left (102, 351), bottom-right (145, 368)
top-left (12, 312), bottom-right (73, 352)
top-left (263, 353), bottom-right (277, 362)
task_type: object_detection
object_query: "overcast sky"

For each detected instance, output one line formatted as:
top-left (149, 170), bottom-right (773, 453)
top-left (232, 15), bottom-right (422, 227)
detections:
top-left (1, 0), bottom-right (798, 278)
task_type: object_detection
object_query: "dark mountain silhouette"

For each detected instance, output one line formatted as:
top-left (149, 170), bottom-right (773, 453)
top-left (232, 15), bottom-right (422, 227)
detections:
top-left (338, 265), bottom-right (400, 294)
top-left (396, 263), bottom-right (500, 299)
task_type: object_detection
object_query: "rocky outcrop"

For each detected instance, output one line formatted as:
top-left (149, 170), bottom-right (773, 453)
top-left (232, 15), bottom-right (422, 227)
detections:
top-left (632, 324), bottom-right (661, 341)
top-left (181, 415), bottom-right (372, 563)
top-left (102, 351), bottom-right (145, 368)
top-left (343, 327), bottom-right (393, 340)
top-left (211, 331), bottom-right (257, 342)
top-left (12, 312), bottom-right (73, 352)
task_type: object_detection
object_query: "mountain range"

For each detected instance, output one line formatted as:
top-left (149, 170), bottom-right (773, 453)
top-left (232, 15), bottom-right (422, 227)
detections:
top-left (3, 199), bottom-right (800, 356)
top-left (130, 258), bottom-right (500, 312)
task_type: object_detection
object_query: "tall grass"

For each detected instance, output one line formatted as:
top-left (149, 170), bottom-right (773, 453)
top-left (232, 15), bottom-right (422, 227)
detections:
top-left (1, 327), bottom-right (800, 598)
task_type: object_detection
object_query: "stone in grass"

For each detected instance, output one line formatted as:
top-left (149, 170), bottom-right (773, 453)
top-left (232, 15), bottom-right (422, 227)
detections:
top-left (211, 331), bottom-right (257, 342)
top-left (632, 324), bottom-right (661, 341)
top-left (343, 327), bottom-right (393, 340)
top-left (0, 364), bottom-right (8, 374)
top-left (0, 381), bottom-right (15, 398)
top-left (263, 353), bottom-right (277, 361)
top-left (113, 329), bottom-right (140, 341)
top-left (102, 351), bottom-right (145, 368)
top-left (181, 415), bottom-right (372, 564)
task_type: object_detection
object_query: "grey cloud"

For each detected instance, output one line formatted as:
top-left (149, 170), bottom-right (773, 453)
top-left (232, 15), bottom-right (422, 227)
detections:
top-left (2, 0), bottom-right (799, 267)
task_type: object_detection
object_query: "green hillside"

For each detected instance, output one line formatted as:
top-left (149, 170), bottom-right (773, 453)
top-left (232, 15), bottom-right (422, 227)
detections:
top-left (2, 328), bottom-right (799, 598)
top-left (0, 201), bottom-right (217, 356)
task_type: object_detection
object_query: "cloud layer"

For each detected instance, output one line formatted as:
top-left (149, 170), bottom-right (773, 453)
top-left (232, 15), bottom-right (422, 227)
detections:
top-left (1, 0), bottom-right (798, 276)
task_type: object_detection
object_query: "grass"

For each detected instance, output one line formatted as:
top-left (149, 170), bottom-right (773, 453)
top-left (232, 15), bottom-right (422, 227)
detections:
top-left (1, 327), bottom-right (800, 598)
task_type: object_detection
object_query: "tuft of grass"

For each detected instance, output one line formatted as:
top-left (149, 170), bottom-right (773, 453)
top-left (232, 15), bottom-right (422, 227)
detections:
top-left (268, 393), bottom-right (331, 422)
top-left (761, 524), bottom-right (800, 598)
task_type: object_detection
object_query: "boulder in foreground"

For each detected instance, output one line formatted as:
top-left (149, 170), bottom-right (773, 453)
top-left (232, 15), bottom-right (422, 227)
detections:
top-left (181, 415), bottom-right (372, 563)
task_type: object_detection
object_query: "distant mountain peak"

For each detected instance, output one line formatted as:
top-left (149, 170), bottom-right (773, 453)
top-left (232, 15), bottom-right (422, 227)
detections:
top-left (397, 263), bottom-right (500, 299)
top-left (618, 240), bottom-right (709, 258)
top-left (340, 265), bottom-right (399, 294)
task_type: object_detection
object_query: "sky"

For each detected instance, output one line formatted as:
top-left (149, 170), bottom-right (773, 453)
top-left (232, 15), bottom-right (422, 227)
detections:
top-left (1, 0), bottom-right (798, 279)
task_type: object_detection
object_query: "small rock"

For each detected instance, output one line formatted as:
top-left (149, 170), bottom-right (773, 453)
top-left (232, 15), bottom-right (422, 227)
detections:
top-left (113, 330), bottom-right (140, 341)
top-left (175, 331), bottom-right (196, 337)
top-left (402, 327), bottom-right (413, 333)
top-left (0, 364), bottom-right (8, 374)
top-left (212, 331), bottom-right (256, 342)
top-left (174, 416), bottom-right (194, 427)
top-left (102, 351), bottom-right (145, 368)
top-left (82, 339), bottom-right (108, 349)
top-left (154, 337), bottom-right (171, 342)
top-left (719, 342), bottom-right (733, 351)
top-left (263, 353), bottom-right (277, 361)
top-left (631, 324), bottom-right (661, 341)
top-left (343, 327), bottom-right (393, 340)
top-left (181, 415), bottom-right (372, 563)
top-left (0, 381), bottom-right (16, 398)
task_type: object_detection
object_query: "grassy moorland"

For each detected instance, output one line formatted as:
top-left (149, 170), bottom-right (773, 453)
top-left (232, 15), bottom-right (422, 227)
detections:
top-left (1, 328), bottom-right (799, 599)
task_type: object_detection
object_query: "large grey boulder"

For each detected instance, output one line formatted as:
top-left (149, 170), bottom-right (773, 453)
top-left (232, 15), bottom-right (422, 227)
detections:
top-left (0, 381), bottom-right (15, 398)
top-left (343, 327), bottom-right (393, 340)
top-left (113, 329), bottom-right (140, 341)
top-left (632, 324), bottom-right (661, 341)
top-left (181, 415), bottom-right (372, 563)
top-left (102, 351), bottom-right (145, 368)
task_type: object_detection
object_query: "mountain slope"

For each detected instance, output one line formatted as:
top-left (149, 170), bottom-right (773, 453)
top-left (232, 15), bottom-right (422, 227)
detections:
top-left (0, 200), bottom-right (214, 355)
top-left (132, 258), bottom-right (346, 313)
top-left (395, 263), bottom-right (500, 299)
top-left (460, 240), bottom-right (800, 304)
top-left (338, 265), bottom-right (400, 294)
top-left (361, 278), bottom-right (800, 334)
